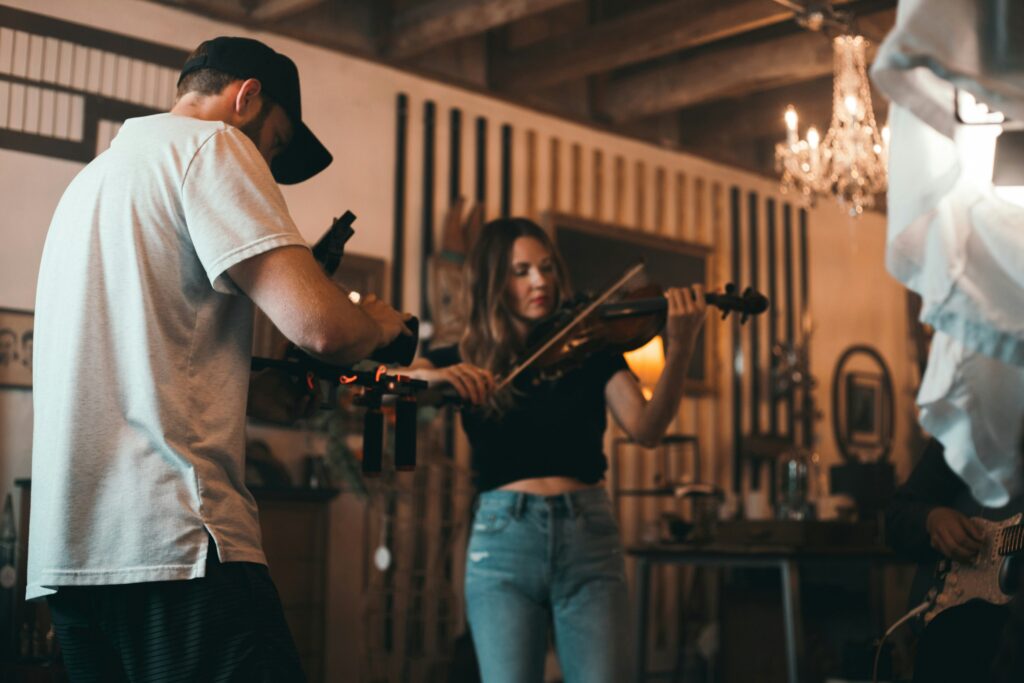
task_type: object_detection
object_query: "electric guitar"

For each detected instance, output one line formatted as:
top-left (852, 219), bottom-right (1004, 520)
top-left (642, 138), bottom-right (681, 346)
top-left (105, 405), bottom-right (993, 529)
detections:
top-left (923, 513), bottom-right (1024, 623)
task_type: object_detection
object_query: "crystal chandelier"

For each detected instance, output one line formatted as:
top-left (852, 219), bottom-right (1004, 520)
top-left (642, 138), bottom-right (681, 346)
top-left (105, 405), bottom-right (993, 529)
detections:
top-left (775, 35), bottom-right (889, 216)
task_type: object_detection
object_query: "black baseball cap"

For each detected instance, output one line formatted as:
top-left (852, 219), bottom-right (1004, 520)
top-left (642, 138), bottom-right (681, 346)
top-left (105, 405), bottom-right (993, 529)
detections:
top-left (178, 37), bottom-right (332, 184)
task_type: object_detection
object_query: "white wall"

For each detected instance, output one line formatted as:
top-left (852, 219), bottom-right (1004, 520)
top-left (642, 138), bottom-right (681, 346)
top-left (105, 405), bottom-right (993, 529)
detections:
top-left (0, 0), bottom-right (915, 679)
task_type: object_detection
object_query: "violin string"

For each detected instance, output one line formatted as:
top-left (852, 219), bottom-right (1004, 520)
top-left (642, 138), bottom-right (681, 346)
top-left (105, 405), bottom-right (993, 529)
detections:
top-left (493, 262), bottom-right (646, 393)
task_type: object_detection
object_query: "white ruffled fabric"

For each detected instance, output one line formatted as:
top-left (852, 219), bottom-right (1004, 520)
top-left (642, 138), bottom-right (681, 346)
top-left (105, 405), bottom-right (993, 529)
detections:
top-left (871, 0), bottom-right (1024, 506)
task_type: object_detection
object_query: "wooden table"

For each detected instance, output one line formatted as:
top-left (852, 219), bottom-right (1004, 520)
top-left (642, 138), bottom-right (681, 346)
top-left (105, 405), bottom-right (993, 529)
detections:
top-left (628, 541), bottom-right (895, 683)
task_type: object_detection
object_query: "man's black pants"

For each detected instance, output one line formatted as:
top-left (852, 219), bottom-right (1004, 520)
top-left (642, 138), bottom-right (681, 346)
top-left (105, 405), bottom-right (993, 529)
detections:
top-left (46, 549), bottom-right (305, 682)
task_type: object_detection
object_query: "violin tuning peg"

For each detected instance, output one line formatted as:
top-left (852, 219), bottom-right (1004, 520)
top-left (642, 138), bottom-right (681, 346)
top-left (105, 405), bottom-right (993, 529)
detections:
top-left (740, 312), bottom-right (749, 324)
top-left (720, 309), bottom-right (730, 320)
top-left (725, 283), bottom-right (737, 294)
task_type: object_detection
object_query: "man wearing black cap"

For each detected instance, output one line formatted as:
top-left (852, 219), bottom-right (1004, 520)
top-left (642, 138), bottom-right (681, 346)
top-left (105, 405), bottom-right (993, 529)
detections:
top-left (27, 37), bottom-right (402, 680)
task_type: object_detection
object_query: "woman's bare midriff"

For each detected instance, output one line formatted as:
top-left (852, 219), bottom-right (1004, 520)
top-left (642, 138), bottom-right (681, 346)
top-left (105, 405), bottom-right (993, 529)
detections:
top-left (498, 476), bottom-right (598, 496)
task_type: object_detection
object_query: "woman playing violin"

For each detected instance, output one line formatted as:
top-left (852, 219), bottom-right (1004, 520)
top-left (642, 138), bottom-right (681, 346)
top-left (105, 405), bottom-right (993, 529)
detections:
top-left (404, 217), bottom-right (707, 682)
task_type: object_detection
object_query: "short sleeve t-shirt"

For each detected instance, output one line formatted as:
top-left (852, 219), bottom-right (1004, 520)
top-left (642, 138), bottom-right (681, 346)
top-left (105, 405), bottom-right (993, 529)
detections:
top-left (27, 113), bottom-right (308, 600)
top-left (426, 345), bottom-right (629, 491)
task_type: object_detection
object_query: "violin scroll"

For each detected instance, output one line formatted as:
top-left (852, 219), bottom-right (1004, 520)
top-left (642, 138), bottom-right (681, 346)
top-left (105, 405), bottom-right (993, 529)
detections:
top-left (709, 283), bottom-right (769, 324)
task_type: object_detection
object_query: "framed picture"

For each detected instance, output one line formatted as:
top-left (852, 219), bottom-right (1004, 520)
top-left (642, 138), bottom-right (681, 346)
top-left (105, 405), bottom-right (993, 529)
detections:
top-left (545, 212), bottom-right (713, 394)
top-left (830, 344), bottom-right (895, 463)
top-left (845, 372), bottom-right (883, 447)
top-left (0, 307), bottom-right (33, 389)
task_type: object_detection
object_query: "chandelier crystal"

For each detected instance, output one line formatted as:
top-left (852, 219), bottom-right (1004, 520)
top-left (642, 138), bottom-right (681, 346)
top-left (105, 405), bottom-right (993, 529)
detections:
top-left (775, 35), bottom-right (889, 216)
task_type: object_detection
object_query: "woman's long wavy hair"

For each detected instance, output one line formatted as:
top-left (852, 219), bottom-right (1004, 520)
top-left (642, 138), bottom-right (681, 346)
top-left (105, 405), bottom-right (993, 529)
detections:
top-left (459, 217), bottom-right (571, 413)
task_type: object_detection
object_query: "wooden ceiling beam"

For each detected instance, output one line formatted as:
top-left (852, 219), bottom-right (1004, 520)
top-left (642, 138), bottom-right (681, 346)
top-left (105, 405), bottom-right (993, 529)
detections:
top-left (152, 0), bottom-right (378, 56)
top-left (677, 75), bottom-right (890, 147)
top-left (249, 0), bottom-right (325, 23)
top-left (601, 9), bottom-right (895, 123)
top-left (158, 0), bottom-right (250, 21)
top-left (492, 0), bottom-right (803, 91)
top-left (388, 0), bottom-right (579, 61)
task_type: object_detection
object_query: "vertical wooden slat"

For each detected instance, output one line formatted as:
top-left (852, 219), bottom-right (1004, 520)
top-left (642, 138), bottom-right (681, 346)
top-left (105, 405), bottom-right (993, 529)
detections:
top-left (391, 93), bottom-right (408, 310)
top-left (571, 142), bottom-right (582, 215)
top-left (509, 124), bottom-right (528, 217)
top-left (420, 100), bottom-right (435, 319)
top-left (766, 197), bottom-right (780, 436)
top-left (501, 123), bottom-right (512, 218)
top-left (592, 149), bottom-right (604, 220)
top-left (710, 181), bottom-right (728, 490)
top-left (526, 130), bottom-right (537, 219)
top-left (799, 207), bottom-right (812, 448)
top-left (549, 137), bottom-right (561, 213)
top-left (747, 191), bottom-right (761, 438)
top-left (730, 186), bottom-right (744, 494)
top-left (675, 171), bottom-right (687, 237)
top-left (634, 160), bottom-right (646, 229)
top-left (475, 116), bottom-right (487, 211)
top-left (448, 108), bottom-right (461, 204)
top-left (694, 178), bottom-right (707, 244)
top-left (488, 117), bottom-right (503, 223)
top-left (653, 166), bottom-right (666, 235)
top-left (783, 203), bottom-right (797, 440)
top-left (613, 155), bottom-right (626, 225)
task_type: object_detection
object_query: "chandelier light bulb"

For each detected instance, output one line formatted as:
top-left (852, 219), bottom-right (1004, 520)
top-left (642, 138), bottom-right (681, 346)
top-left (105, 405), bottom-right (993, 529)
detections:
top-left (807, 127), bottom-right (820, 149)
top-left (785, 106), bottom-right (799, 145)
top-left (785, 106), bottom-right (798, 130)
top-left (844, 95), bottom-right (859, 116)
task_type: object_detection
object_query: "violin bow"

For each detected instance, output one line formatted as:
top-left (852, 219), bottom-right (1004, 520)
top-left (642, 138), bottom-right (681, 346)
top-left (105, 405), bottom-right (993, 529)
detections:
top-left (494, 262), bottom-right (646, 393)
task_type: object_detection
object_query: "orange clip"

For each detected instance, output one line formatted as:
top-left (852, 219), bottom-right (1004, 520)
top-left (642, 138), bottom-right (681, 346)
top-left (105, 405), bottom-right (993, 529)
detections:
top-left (375, 365), bottom-right (387, 382)
top-left (306, 371), bottom-right (315, 391)
top-left (339, 375), bottom-right (358, 385)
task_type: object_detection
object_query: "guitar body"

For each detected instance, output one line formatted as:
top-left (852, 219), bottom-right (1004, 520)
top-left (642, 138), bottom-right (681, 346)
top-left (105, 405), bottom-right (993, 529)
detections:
top-left (924, 513), bottom-right (1023, 623)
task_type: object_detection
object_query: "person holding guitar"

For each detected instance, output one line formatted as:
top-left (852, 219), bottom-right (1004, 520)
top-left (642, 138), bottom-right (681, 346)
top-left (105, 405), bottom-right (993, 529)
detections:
top-left (886, 438), bottom-right (1024, 682)
top-left (401, 216), bottom-right (709, 682)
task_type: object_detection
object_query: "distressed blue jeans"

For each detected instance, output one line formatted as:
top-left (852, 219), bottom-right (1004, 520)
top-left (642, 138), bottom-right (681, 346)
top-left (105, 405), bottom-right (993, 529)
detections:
top-left (464, 487), bottom-right (631, 683)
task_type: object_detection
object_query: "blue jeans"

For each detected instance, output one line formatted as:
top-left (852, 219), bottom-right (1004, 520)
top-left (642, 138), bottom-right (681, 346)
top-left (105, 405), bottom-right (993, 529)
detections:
top-left (464, 487), bottom-right (631, 683)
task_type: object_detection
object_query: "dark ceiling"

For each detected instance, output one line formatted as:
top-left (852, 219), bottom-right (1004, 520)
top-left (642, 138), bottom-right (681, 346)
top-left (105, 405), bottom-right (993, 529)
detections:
top-left (150, 0), bottom-right (896, 179)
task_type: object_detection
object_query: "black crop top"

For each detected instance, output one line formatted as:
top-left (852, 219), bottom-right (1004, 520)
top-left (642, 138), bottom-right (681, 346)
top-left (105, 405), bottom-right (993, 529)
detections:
top-left (424, 345), bottom-right (629, 491)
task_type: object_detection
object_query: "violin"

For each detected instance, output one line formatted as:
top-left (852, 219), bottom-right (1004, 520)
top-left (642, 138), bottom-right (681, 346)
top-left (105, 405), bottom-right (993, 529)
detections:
top-left (498, 263), bottom-right (769, 391)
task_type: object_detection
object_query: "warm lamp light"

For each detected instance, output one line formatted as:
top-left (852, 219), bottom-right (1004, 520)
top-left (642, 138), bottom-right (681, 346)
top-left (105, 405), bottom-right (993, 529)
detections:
top-left (785, 106), bottom-right (799, 145)
top-left (806, 127), bottom-right (820, 149)
top-left (624, 336), bottom-right (665, 399)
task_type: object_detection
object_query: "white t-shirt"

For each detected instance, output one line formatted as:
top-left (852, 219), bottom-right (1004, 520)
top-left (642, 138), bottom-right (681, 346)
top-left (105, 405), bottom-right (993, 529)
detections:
top-left (27, 113), bottom-right (308, 600)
